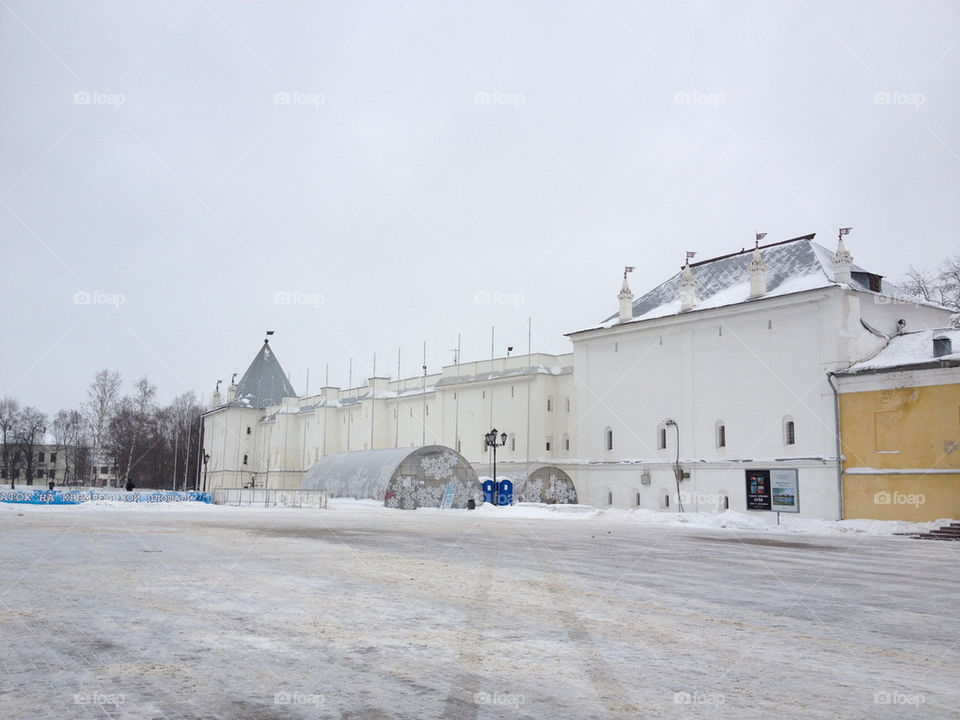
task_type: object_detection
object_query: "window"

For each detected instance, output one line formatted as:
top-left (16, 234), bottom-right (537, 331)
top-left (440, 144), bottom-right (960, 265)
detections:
top-left (243, 455), bottom-right (248, 465)
top-left (510, 386), bottom-right (514, 398)
top-left (657, 425), bottom-right (667, 450)
top-left (456, 439), bottom-right (461, 454)
top-left (563, 434), bottom-right (570, 451)
top-left (545, 437), bottom-right (552, 452)
top-left (510, 435), bottom-right (516, 452)
top-left (38, 451), bottom-right (45, 463)
top-left (101, 466), bottom-right (109, 474)
top-left (48, 470), bottom-right (55, 479)
top-left (50, 453), bottom-right (57, 464)
top-left (246, 426), bottom-right (251, 435)
top-left (425, 405), bottom-right (429, 416)
top-left (716, 422), bottom-right (726, 448)
top-left (547, 397), bottom-right (553, 412)
top-left (605, 428), bottom-right (613, 451)
top-left (482, 391), bottom-right (485, 399)
top-left (565, 397), bottom-right (570, 412)
top-left (784, 417), bottom-right (796, 445)
top-left (664, 494), bottom-right (670, 508)
top-left (636, 492), bottom-right (641, 506)
top-left (607, 491), bottom-right (613, 505)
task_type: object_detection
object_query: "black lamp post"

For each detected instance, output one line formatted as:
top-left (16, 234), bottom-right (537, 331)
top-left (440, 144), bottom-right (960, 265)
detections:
top-left (484, 428), bottom-right (508, 505)
top-left (202, 452), bottom-right (210, 493)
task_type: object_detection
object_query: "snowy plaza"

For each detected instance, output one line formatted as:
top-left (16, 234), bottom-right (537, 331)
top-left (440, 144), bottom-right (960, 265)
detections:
top-left (1, 500), bottom-right (957, 719)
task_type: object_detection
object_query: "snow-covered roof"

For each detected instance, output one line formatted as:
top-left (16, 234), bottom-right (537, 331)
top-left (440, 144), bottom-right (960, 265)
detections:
top-left (588, 234), bottom-right (924, 330)
top-left (841, 328), bottom-right (960, 373)
top-left (436, 364), bottom-right (572, 388)
top-left (229, 341), bottom-right (298, 409)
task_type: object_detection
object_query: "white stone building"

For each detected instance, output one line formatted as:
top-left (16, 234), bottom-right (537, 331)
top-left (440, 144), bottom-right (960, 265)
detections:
top-left (201, 345), bottom-right (576, 494)
top-left (566, 233), bottom-right (951, 518)
top-left (201, 232), bottom-right (953, 518)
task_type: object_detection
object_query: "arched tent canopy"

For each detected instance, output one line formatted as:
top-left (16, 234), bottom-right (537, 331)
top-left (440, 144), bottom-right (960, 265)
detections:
top-left (303, 445), bottom-right (479, 509)
top-left (514, 466), bottom-right (578, 504)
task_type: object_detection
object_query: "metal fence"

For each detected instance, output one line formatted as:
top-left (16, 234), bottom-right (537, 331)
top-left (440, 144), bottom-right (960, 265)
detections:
top-left (212, 488), bottom-right (328, 509)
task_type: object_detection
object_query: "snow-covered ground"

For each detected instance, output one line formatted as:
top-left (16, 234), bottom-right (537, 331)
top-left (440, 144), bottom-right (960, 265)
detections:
top-left (1, 500), bottom-right (957, 719)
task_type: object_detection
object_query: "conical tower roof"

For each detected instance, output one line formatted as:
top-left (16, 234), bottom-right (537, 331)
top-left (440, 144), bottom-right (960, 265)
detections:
top-left (231, 340), bottom-right (297, 409)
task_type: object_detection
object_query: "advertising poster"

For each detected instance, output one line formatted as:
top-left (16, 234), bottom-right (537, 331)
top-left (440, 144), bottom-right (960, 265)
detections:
top-left (745, 470), bottom-right (771, 511)
top-left (770, 469), bottom-right (800, 512)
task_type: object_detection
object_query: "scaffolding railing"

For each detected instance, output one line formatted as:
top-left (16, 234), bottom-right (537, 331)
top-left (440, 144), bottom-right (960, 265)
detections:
top-left (212, 488), bottom-right (328, 509)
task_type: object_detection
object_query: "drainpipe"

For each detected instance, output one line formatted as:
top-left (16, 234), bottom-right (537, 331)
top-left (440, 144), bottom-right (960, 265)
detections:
top-left (826, 372), bottom-right (843, 520)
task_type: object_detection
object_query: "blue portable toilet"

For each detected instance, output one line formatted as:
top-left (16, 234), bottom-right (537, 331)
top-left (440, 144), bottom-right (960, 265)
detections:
top-left (482, 479), bottom-right (495, 505)
top-left (498, 479), bottom-right (514, 506)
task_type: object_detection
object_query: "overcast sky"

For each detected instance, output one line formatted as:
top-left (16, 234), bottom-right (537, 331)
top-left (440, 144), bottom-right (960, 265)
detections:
top-left (2, 0), bottom-right (958, 416)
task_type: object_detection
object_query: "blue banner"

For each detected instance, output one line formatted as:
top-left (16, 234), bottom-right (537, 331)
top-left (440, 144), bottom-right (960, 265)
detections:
top-left (0, 489), bottom-right (212, 505)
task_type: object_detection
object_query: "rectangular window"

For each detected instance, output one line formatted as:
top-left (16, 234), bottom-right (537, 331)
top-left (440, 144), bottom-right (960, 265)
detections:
top-left (547, 397), bottom-right (553, 412)
top-left (565, 397), bottom-right (570, 412)
top-left (38, 451), bottom-right (45, 463)
top-left (246, 427), bottom-right (251, 435)
top-left (510, 435), bottom-right (516, 452)
top-left (717, 424), bottom-right (726, 448)
top-left (658, 428), bottom-right (667, 450)
top-left (545, 439), bottom-right (552, 452)
top-left (50, 453), bottom-right (57, 464)
top-left (606, 429), bottom-right (613, 451)
top-left (785, 420), bottom-right (796, 446)
top-left (564, 436), bottom-right (570, 451)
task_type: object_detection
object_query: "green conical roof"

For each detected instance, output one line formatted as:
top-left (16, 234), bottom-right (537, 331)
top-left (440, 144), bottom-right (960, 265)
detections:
top-left (231, 341), bottom-right (297, 409)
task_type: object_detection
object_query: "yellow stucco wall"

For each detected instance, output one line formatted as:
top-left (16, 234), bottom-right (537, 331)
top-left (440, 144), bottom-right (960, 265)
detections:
top-left (840, 382), bottom-right (960, 521)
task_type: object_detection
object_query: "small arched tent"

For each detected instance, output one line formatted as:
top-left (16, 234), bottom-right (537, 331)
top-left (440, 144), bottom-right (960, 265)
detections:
top-left (513, 466), bottom-right (578, 504)
top-left (302, 445), bottom-right (479, 509)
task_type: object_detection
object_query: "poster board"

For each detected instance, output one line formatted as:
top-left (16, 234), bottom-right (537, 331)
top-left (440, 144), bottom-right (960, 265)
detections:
top-left (745, 469), bottom-right (799, 513)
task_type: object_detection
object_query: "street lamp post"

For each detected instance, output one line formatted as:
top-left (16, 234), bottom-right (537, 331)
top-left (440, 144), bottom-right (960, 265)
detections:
top-left (484, 428), bottom-right (508, 505)
top-left (202, 452), bottom-right (210, 493)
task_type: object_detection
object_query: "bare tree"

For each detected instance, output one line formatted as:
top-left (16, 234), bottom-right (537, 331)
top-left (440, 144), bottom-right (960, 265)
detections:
top-left (85, 369), bottom-right (121, 483)
top-left (13, 407), bottom-right (47, 485)
top-left (52, 409), bottom-right (89, 485)
top-left (902, 254), bottom-right (960, 326)
top-left (0, 397), bottom-right (20, 487)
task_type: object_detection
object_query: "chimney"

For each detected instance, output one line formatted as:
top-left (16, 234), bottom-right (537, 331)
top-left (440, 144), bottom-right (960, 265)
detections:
top-left (748, 246), bottom-right (767, 298)
top-left (934, 336), bottom-right (952, 358)
top-left (212, 380), bottom-right (222, 407)
top-left (618, 267), bottom-right (634, 323)
top-left (679, 259), bottom-right (697, 311)
top-left (227, 373), bottom-right (237, 402)
top-left (833, 236), bottom-right (853, 285)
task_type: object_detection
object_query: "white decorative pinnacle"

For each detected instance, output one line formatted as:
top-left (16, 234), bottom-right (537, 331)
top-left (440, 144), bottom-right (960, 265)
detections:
top-left (748, 246), bottom-right (767, 298)
top-left (618, 267), bottom-right (634, 323)
top-left (679, 259), bottom-right (697, 310)
top-left (832, 235), bottom-right (853, 284)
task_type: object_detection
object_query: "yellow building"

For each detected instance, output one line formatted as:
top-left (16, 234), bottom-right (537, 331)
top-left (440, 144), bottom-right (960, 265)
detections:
top-left (835, 329), bottom-right (960, 521)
